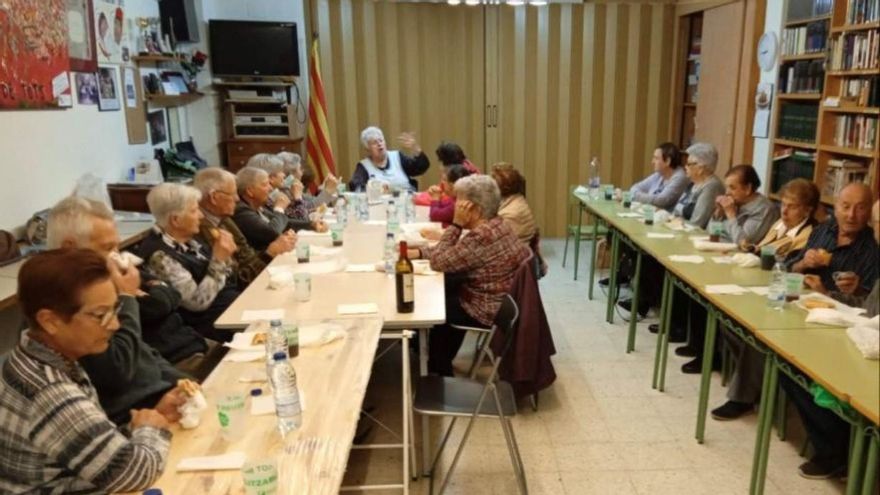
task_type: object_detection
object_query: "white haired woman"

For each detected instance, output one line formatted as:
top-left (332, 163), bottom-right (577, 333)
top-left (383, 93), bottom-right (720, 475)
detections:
top-left (277, 151), bottom-right (340, 209)
top-left (348, 126), bottom-right (430, 193)
top-left (412, 175), bottom-right (531, 376)
top-left (137, 183), bottom-right (240, 341)
top-left (673, 142), bottom-right (725, 229)
top-left (247, 153), bottom-right (310, 221)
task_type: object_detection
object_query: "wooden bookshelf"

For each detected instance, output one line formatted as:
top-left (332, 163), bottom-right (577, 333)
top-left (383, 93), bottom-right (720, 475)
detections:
top-left (672, 11), bottom-right (703, 150)
top-left (145, 93), bottom-right (204, 108)
top-left (767, 0), bottom-right (878, 202)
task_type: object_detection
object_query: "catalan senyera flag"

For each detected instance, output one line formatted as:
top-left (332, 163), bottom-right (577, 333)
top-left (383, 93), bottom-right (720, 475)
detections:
top-left (306, 38), bottom-right (336, 184)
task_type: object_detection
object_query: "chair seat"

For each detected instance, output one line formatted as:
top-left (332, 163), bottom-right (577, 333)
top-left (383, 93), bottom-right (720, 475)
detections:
top-left (449, 323), bottom-right (492, 333)
top-left (413, 376), bottom-right (518, 418)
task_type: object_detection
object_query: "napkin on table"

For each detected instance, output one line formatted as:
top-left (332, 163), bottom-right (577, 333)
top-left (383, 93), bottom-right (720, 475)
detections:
top-left (668, 255), bottom-right (705, 264)
top-left (177, 452), bottom-right (247, 472)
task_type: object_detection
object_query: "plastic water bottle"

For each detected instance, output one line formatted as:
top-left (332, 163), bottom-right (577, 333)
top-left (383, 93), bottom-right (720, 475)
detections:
top-left (335, 197), bottom-right (347, 226)
top-left (265, 320), bottom-right (288, 382)
top-left (387, 200), bottom-right (400, 233)
top-left (588, 157), bottom-right (601, 200)
top-left (767, 261), bottom-right (786, 310)
top-left (357, 194), bottom-right (369, 221)
top-left (402, 192), bottom-right (416, 223)
top-left (269, 352), bottom-right (303, 436)
top-left (384, 232), bottom-right (397, 273)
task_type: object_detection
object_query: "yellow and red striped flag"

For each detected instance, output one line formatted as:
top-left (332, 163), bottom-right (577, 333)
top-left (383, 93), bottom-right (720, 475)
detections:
top-left (306, 38), bottom-right (336, 183)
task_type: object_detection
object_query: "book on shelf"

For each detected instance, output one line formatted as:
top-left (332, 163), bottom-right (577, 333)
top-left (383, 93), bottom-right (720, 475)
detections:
top-left (771, 155), bottom-right (816, 193)
top-left (779, 60), bottom-right (825, 93)
top-left (788, 0), bottom-right (833, 20)
top-left (822, 158), bottom-right (869, 197)
top-left (833, 114), bottom-right (879, 149)
top-left (839, 75), bottom-right (880, 106)
top-left (829, 30), bottom-right (880, 71)
top-left (778, 102), bottom-right (820, 142)
top-left (782, 21), bottom-right (829, 55)
top-left (845, 0), bottom-right (880, 25)
top-left (814, 0), bottom-right (834, 16)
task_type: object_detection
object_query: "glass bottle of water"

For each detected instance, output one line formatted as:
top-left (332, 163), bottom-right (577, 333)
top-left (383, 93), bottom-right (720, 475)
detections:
top-left (335, 197), bottom-right (347, 226)
top-left (588, 157), bottom-right (601, 200)
top-left (387, 200), bottom-right (400, 233)
top-left (269, 352), bottom-right (303, 437)
top-left (767, 261), bottom-right (786, 310)
top-left (384, 232), bottom-right (397, 273)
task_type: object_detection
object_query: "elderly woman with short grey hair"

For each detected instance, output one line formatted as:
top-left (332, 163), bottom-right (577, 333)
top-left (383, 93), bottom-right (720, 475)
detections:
top-left (414, 175), bottom-right (531, 376)
top-left (276, 151), bottom-right (340, 210)
top-left (348, 126), bottom-right (430, 193)
top-left (137, 183), bottom-right (241, 340)
top-left (673, 142), bottom-right (725, 229)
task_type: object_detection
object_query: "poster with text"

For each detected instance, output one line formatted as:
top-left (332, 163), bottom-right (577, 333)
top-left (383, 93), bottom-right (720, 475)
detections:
top-left (0, 0), bottom-right (71, 109)
top-left (94, 0), bottom-right (129, 64)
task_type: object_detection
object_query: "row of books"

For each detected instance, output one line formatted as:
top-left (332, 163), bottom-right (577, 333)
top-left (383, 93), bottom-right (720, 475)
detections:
top-left (839, 75), bottom-right (880, 106)
top-left (782, 21), bottom-right (829, 55)
top-left (771, 149), bottom-right (816, 193)
top-left (822, 159), bottom-right (869, 198)
top-left (832, 114), bottom-right (878, 149)
top-left (829, 30), bottom-right (880, 71)
top-left (845, 0), bottom-right (880, 24)
top-left (778, 103), bottom-right (820, 142)
top-left (779, 60), bottom-right (825, 94)
top-left (787, 0), bottom-right (833, 20)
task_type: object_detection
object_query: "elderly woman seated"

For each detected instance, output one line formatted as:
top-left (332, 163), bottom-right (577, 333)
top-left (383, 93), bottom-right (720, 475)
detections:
top-left (277, 151), bottom-right (339, 209)
top-left (0, 249), bottom-right (170, 493)
top-left (714, 164), bottom-right (779, 245)
top-left (247, 153), bottom-right (310, 221)
top-left (491, 163), bottom-right (538, 244)
top-left (673, 142), bottom-right (725, 229)
top-left (412, 175), bottom-right (531, 376)
top-left (232, 167), bottom-right (326, 253)
top-left (139, 183), bottom-right (241, 342)
top-left (349, 126), bottom-right (430, 193)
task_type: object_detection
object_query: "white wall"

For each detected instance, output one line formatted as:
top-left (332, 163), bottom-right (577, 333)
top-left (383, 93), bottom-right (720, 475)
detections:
top-left (751, 0), bottom-right (786, 193)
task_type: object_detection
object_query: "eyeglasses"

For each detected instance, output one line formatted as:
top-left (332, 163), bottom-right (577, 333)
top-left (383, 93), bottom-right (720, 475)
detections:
top-left (685, 161), bottom-right (700, 167)
top-left (81, 300), bottom-right (123, 328)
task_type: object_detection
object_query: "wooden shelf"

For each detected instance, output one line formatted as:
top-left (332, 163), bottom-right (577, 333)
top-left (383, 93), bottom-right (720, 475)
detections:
top-left (234, 123), bottom-right (289, 128)
top-left (778, 93), bottom-right (822, 100)
top-left (132, 54), bottom-right (184, 63)
top-left (822, 106), bottom-right (880, 115)
top-left (225, 98), bottom-right (286, 104)
top-left (774, 138), bottom-right (818, 150)
top-left (831, 21), bottom-right (880, 34)
top-left (819, 145), bottom-right (878, 159)
top-left (145, 93), bottom-right (203, 108)
top-left (785, 14), bottom-right (831, 27)
top-left (682, 102), bottom-right (696, 108)
top-left (781, 53), bottom-right (826, 62)
top-left (827, 69), bottom-right (880, 76)
top-left (213, 81), bottom-right (295, 88)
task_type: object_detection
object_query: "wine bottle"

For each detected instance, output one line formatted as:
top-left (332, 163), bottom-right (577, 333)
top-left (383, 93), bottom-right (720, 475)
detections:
top-left (395, 241), bottom-right (414, 313)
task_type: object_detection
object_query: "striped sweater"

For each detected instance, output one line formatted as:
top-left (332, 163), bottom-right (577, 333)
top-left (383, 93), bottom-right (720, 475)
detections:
top-left (0, 334), bottom-right (171, 494)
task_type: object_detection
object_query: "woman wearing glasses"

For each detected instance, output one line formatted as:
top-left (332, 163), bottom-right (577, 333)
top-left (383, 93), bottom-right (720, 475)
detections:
top-left (0, 249), bottom-right (171, 494)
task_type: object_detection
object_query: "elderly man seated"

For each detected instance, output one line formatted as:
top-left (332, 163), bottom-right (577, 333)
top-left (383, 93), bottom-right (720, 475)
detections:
top-left (139, 183), bottom-right (241, 342)
top-left (233, 167), bottom-right (327, 253)
top-left (781, 196), bottom-right (879, 480)
top-left (194, 167), bottom-right (296, 286)
top-left (46, 196), bottom-right (194, 425)
top-left (0, 249), bottom-right (170, 494)
top-left (714, 164), bottom-right (779, 245)
top-left (411, 175), bottom-right (531, 376)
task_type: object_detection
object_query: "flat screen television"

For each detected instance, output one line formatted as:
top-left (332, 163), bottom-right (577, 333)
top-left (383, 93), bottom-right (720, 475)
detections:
top-left (209, 20), bottom-right (300, 78)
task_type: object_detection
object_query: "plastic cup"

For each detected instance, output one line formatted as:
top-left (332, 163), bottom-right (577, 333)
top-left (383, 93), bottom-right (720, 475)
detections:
top-left (294, 272), bottom-right (311, 302)
top-left (759, 245), bottom-right (777, 271)
top-left (708, 220), bottom-right (724, 242)
top-left (330, 224), bottom-right (344, 247)
top-left (603, 185), bottom-right (614, 200)
top-left (642, 205), bottom-right (655, 225)
top-left (622, 191), bottom-right (633, 208)
top-left (216, 393), bottom-right (246, 442)
top-left (783, 273), bottom-right (805, 302)
top-left (295, 243), bottom-right (309, 263)
top-left (241, 459), bottom-right (278, 495)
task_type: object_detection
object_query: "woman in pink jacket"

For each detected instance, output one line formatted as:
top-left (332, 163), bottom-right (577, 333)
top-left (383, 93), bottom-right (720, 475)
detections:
top-left (428, 164), bottom-right (474, 226)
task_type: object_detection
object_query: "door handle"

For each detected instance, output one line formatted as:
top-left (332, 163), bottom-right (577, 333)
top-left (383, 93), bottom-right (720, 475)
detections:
top-left (493, 105), bottom-right (498, 128)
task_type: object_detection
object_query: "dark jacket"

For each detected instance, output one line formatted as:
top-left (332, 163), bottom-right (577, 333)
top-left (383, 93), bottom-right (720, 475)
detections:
top-left (232, 201), bottom-right (309, 252)
top-left (79, 295), bottom-right (188, 425)
top-left (198, 216), bottom-right (269, 287)
top-left (491, 256), bottom-right (556, 399)
top-left (348, 151), bottom-right (430, 192)
top-left (138, 272), bottom-right (208, 363)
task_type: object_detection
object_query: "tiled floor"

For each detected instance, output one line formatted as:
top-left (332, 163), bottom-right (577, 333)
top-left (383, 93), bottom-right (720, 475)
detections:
top-left (344, 239), bottom-right (846, 494)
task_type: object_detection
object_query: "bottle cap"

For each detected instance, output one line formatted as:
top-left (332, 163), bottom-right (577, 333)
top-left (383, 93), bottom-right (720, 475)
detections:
top-left (273, 351), bottom-right (287, 361)
top-left (250, 388), bottom-right (262, 397)
top-left (143, 489), bottom-right (163, 495)
top-left (270, 319), bottom-right (282, 326)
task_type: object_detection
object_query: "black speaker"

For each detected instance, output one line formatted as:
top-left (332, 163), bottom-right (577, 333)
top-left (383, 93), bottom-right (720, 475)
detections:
top-left (159, 0), bottom-right (199, 43)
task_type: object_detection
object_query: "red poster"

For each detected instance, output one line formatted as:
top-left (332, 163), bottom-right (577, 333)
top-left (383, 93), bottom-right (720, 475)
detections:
top-left (0, 0), bottom-right (71, 109)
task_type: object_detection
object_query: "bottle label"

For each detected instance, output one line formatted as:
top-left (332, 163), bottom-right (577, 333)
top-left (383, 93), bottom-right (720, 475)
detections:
top-left (402, 273), bottom-right (414, 303)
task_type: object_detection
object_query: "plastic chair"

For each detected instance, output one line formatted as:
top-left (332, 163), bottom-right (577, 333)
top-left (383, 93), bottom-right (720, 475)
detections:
top-left (414, 295), bottom-right (527, 495)
top-left (562, 185), bottom-right (607, 280)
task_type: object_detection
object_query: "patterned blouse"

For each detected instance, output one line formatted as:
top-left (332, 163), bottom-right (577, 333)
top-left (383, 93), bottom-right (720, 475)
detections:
top-left (0, 334), bottom-right (170, 494)
top-left (420, 217), bottom-right (531, 326)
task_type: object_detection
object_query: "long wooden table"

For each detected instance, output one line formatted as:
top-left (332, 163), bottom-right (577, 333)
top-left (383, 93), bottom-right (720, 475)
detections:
top-left (573, 192), bottom-right (879, 495)
top-left (136, 317), bottom-right (383, 495)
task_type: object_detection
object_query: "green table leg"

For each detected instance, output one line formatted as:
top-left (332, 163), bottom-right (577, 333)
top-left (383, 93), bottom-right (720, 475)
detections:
top-left (588, 211), bottom-right (598, 299)
top-left (861, 429), bottom-right (878, 495)
top-left (605, 230), bottom-right (620, 324)
top-left (694, 308), bottom-right (718, 444)
top-left (775, 388), bottom-right (787, 442)
top-left (657, 277), bottom-right (676, 392)
top-left (846, 418), bottom-right (867, 495)
top-left (753, 356), bottom-right (779, 495)
top-left (749, 352), bottom-right (775, 493)
top-left (574, 203), bottom-right (583, 281)
top-left (626, 249), bottom-right (643, 353)
top-left (652, 274), bottom-right (672, 390)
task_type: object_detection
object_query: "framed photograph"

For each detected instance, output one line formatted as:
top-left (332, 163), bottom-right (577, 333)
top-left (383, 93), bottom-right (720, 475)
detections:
top-left (94, 0), bottom-right (129, 64)
top-left (148, 108), bottom-right (168, 145)
top-left (74, 72), bottom-right (99, 105)
top-left (97, 65), bottom-right (120, 111)
top-left (161, 71), bottom-right (189, 94)
top-left (67, 0), bottom-right (98, 72)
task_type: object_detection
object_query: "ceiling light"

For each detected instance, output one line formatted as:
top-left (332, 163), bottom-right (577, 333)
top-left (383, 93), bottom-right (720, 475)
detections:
top-left (529, 0), bottom-right (547, 5)
top-left (448, 0), bottom-right (461, 4)
top-left (507, 0), bottom-right (525, 5)
top-left (465, 0), bottom-right (480, 5)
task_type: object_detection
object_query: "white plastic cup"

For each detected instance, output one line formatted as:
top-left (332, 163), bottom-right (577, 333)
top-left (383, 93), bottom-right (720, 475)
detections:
top-left (241, 458), bottom-right (279, 495)
top-left (294, 272), bottom-right (311, 302)
top-left (216, 393), bottom-right (246, 442)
